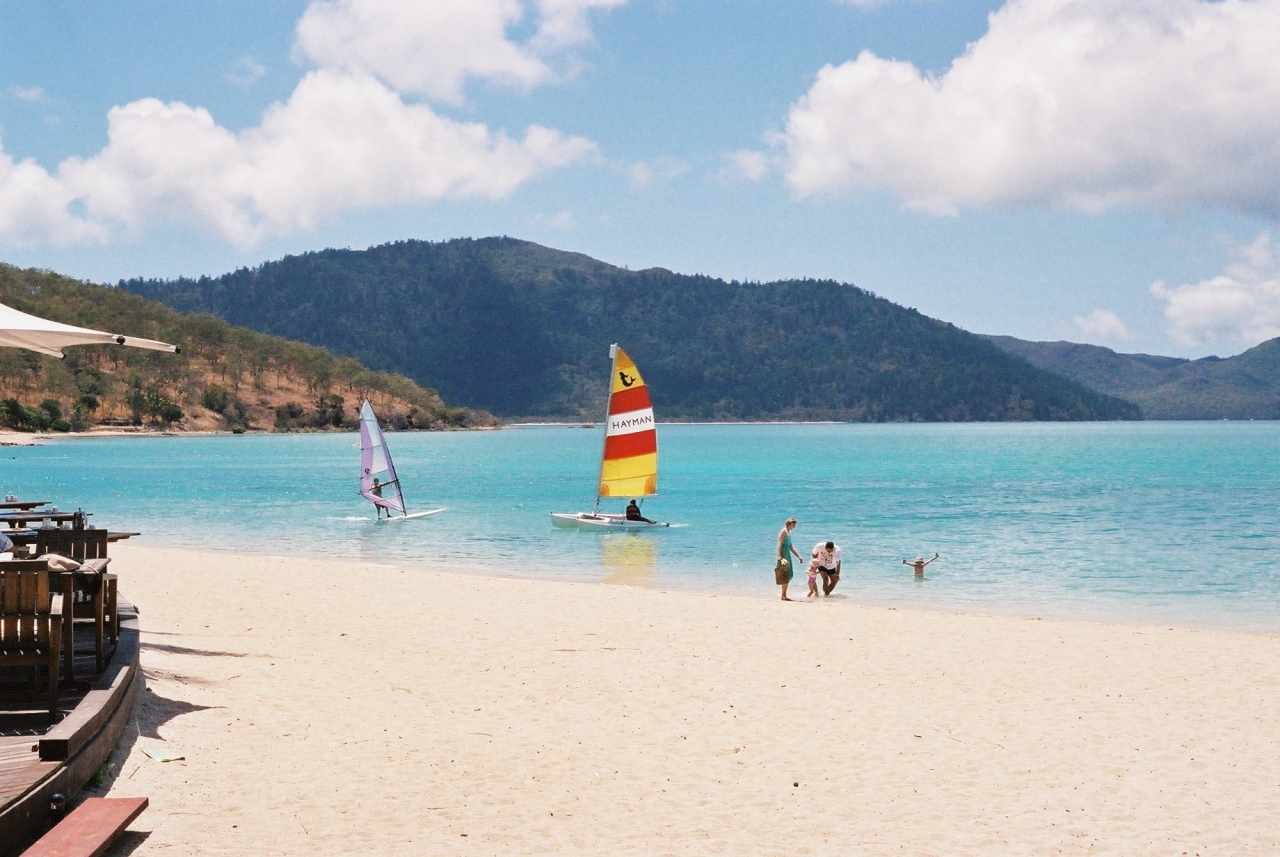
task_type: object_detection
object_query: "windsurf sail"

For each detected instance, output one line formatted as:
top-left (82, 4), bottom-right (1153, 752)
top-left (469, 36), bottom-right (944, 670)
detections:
top-left (597, 344), bottom-right (658, 502)
top-left (359, 400), bottom-right (406, 515)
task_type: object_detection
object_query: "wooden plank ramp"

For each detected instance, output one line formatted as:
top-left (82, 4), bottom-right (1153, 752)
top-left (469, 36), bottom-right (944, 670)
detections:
top-left (20, 797), bottom-right (147, 857)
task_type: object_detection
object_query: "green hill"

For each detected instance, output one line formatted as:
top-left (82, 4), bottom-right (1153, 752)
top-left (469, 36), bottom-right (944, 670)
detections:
top-left (985, 335), bottom-right (1280, 419)
top-left (0, 264), bottom-right (494, 433)
top-left (121, 237), bottom-right (1138, 422)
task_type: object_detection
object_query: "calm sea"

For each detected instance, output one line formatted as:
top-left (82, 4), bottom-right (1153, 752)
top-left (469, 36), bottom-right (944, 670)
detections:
top-left (4, 422), bottom-right (1277, 631)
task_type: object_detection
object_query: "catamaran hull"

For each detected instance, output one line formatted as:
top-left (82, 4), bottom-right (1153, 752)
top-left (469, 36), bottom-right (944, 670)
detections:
top-left (378, 508), bottom-right (446, 522)
top-left (550, 512), bottom-right (670, 529)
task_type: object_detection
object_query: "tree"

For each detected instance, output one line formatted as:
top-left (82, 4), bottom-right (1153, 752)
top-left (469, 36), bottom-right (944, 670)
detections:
top-left (0, 261), bottom-right (492, 433)
top-left (313, 394), bottom-right (345, 427)
top-left (201, 385), bottom-right (231, 413)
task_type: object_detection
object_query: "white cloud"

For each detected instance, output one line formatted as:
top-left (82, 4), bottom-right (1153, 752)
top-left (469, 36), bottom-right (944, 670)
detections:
top-left (628, 156), bottom-right (687, 188)
top-left (295, 0), bottom-right (623, 105)
top-left (45, 70), bottom-right (595, 246)
top-left (720, 150), bottom-right (769, 183)
top-left (532, 0), bottom-right (628, 51)
top-left (1073, 309), bottom-right (1131, 341)
top-left (1151, 233), bottom-right (1280, 348)
top-left (225, 57), bottom-right (267, 89)
top-left (0, 0), bottom-right (617, 248)
top-left (783, 0), bottom-right (1280, 219)
top-left (296, 0), bottom-right (545, 104)
top-left (10, 85), bottom-right (46, 103)
top-left (0, 152), bottom-right (106, 247)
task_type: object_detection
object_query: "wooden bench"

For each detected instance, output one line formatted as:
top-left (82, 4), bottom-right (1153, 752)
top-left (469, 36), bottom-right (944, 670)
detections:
top-left (34, 530), bottom-right (109, 564)
top-left (0, 560), bottom-right (63, 719)
top-left (20, 796), bottom-right (148, 857)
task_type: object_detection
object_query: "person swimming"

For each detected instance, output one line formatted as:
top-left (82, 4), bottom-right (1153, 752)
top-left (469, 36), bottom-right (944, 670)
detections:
top-left (903, 553), bottom-right (939, 576)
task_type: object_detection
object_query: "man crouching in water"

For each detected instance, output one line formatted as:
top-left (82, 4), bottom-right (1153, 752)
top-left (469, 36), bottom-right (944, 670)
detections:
top-left (812, 540), bottom-right (842, 595)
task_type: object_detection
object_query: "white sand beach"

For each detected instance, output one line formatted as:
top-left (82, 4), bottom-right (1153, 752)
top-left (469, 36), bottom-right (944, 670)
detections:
top-left (97, 544), bottom-right (1279, 855)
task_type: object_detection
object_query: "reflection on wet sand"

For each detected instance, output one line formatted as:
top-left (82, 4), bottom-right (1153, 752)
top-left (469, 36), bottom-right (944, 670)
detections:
top-left (601, 533), bottom-right (657, 586)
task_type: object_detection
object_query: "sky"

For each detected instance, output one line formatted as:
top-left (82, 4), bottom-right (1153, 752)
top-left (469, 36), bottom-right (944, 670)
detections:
top-left (1, 0), bottom-right (1278, 359)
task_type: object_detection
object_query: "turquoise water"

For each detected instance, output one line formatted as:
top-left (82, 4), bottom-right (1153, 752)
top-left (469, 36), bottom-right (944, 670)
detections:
top-left (3, 422), bottom-right (1278, 631)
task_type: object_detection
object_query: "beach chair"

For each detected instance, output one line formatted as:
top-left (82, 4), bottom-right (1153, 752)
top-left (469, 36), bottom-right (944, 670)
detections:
top-left (35, 528), bottom-right (109, 563)
top-left (35, 529), bottom-right (115, 675)
top-left (0, 560), bottom-right (63, 720)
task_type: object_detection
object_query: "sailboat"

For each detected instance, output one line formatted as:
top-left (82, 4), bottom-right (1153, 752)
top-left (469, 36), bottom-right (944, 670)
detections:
top-left (359, 399), bottom-right (444, 522)
top-left (551, 345), bottom-right (671, 529)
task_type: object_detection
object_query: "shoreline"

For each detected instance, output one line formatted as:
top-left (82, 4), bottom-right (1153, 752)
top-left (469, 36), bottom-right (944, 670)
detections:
top-left (0, 428), bottom-right (227, 445)
top-left (8, 417), bottom-right (1278, 447)
top-left (0, 424), bottom-right (508, 445)
top-left (118, 532), bottom-right (1280, 636)
top-left (96, 543), bottom-right (1280, 854)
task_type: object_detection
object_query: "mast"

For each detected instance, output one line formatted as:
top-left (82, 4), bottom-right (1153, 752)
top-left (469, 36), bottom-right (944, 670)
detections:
top-left (594, 343), bottom-right (619, 514)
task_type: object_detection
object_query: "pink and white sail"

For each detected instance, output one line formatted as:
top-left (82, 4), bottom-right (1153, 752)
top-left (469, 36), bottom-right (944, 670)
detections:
top-left (359, 400), bottom-right (406, 515)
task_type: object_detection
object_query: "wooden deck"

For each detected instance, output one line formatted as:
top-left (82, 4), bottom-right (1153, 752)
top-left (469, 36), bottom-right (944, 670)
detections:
top-left (0, 602), bottom-right (140, 853)
top-left (0, 742), bottom-right (55, 820)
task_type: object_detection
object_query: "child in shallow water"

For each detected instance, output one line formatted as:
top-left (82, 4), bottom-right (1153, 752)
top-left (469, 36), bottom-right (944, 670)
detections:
top-left (806, 557), bottom-right (821, 598)
top-left (904, 553), bottom-right (940, 577)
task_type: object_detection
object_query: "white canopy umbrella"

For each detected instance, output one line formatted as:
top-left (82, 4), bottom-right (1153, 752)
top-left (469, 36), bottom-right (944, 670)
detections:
top-left (0, 301), bottom-right (179, 358)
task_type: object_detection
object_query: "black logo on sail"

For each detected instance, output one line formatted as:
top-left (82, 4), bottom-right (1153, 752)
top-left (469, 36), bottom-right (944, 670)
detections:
top-left (619, 371), bottom-right (636, 388)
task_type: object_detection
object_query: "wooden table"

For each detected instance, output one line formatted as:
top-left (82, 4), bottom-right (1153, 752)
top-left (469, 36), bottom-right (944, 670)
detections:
top-left (11, 530), bottom-right (136, 551)
top-left (0, 512), bottom-right (89, 529)
top-left (54, 562), bottom-right (114, 681)
top-left (0, 500), bottom-right (47, 511)
top-left (11, 530), bottom-right (136, 548)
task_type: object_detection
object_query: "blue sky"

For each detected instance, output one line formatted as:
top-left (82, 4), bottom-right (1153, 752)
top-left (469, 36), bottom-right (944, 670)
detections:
top-left (1, 0), bottom-right (1278, 358)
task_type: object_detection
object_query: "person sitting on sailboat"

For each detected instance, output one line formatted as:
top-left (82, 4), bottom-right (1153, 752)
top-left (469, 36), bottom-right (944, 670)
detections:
top-left (625, 499), bottom-right (655, 524)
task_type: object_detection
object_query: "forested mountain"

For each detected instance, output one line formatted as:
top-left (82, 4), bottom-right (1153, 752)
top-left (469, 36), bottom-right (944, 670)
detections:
top-left (121, 238), bottom-right (1136, 422)
top-left (986, 335), bottom-right (1280, 419)
top-left (0, 265), bottom-right (494, 433)
top-left (122, 238), bottom-right (1138, 421)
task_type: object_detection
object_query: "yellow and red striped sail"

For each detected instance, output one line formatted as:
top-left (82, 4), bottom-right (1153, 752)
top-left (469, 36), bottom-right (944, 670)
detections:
top-left (598, 346), bottom-right (658, 498)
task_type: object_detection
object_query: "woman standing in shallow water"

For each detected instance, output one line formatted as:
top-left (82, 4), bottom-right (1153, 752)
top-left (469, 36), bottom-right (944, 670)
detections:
top-left (776, 518), bottom-right (802, 601)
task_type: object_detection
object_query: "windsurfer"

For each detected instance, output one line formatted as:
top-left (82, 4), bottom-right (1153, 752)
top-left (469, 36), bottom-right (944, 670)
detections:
top-left (372, 477), bottom-right (388, 519)
top-left (625, 499), bottom-right (655, 524)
